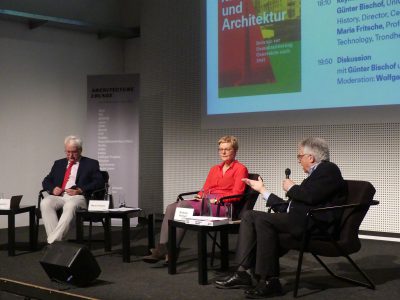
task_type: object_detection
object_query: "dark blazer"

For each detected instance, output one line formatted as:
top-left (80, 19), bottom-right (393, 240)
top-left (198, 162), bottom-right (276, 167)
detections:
top-left (42, 156), bottom-right (105, 199)
top-left (267, 161), bottom-right (347, 236)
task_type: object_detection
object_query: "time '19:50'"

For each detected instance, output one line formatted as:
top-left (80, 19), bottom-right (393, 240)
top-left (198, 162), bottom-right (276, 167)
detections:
top-left (318, 58), bottom-right (333, 65)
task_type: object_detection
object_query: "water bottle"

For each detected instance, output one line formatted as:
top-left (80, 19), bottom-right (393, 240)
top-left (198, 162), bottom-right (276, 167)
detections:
top-left (207, 195), bottom-right (212, 217)
top-left (199, 189), bottom-right (204, 216)
top-left (225, 203), bottom-right (233, 221)
top-left (201, 189), bottom-right (211, 216)
top-left (104, 184), bottom-right (114, 209)
top-left (105, 193), bottom-right (114, 209)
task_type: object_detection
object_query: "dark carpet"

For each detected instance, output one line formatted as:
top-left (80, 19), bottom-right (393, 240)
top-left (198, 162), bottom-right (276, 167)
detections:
top-left (0, 224), bottom-right (399, 300)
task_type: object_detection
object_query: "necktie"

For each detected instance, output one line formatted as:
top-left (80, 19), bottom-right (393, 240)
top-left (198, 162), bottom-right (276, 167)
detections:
top-left (61, 162), bottom-right (74, 190)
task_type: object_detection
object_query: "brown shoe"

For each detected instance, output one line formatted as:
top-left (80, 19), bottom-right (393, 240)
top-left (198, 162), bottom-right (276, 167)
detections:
top-left (142, 247), bottom-right (166, 263)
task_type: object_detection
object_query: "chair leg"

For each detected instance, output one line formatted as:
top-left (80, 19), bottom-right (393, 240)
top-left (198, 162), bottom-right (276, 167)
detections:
top-left (88, 220), bottom-right (93, 250)
top-left (103, 217), bottom-right (112, 252)
top-left (293, 248), bottom-right (305, 297)
top-left (207, 231), bottom-right (224, 267)
top-left (312, 253), bottom-right (375, 289)
top-left (209, 232), bottom-right (218, 267)
top-left (148, 213), bottom-right (155, 251)
top-left (293, 229), bottom-right (312, 298)
top-left (35, 217), bottom-right (40, 247)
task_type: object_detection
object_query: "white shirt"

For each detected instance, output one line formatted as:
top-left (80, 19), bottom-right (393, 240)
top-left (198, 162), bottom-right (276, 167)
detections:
top-left (65, 160), bottom-right (80, 189)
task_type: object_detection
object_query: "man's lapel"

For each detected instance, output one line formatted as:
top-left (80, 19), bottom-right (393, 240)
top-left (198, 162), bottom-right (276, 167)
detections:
top-left (76, 157), bottom-right (84, 183)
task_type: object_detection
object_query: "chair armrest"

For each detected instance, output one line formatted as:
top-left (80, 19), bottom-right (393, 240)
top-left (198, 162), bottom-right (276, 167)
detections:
top-left (218, 191), bottom-right (258, 205)
top-left (90, 187), bottom-right (107, 200)
top-left (176, 191), bottom-right (200, 201)
top-left (269, 200), bottom-right (379, 216)
top-left (37, 189), bottom-right (49, 206)
top-left (219, 193), bottom-right (244, 204)
top-left (308, 200), bottom-right (379, 217)
top-left (302, 200), bottom-right (379, 239)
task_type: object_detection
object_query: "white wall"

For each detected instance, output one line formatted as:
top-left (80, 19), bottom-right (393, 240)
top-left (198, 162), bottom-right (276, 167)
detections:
top-left (0, 19), bottom-right (124, 227)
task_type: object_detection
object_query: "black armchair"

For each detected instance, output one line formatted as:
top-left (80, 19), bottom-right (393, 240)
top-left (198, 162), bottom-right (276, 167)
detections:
top-left (208, 173), bottom-right (260, 265)
top-left (271, 180), bottom-right (378, 297)
top-left (35, 171), bottom-right (112, 247)
top-left (216, 173), bottom-right (260, 219)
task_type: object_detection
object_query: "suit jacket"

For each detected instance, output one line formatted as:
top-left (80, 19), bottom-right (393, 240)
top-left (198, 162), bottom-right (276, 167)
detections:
top-left (267, 161), bottom-right (347, 237)
top-left (42, 156), bottom-right (105, 199)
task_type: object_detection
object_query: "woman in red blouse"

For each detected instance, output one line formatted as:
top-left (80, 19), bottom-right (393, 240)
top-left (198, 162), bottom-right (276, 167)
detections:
top-left (143, 135), bottom-right (249, 264)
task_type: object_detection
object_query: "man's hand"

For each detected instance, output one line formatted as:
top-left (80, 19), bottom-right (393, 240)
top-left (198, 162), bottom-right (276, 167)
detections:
top-left (242, 176), bottom-right (266, 194)
top-left (65, 188), bottom-right (82, 196)
top-left (282, 179), bottom-right (295, 192)
top-left (52, 187), bottom-right (63, 196)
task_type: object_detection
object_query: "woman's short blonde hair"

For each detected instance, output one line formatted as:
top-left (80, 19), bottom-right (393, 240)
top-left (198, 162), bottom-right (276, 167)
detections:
top-left (218, 135), bottom-right (239, 151)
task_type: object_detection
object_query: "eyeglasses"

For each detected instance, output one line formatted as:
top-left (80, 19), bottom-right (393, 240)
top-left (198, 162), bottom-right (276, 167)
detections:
top-left (66, 150), bottom-right (79, 154)
top-left (218, 148), bottom-right (234, 153)
top-left (297, 153), bottom-right (311, 160)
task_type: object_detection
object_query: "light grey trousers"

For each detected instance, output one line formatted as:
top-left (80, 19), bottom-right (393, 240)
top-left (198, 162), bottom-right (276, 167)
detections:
top-left (40, 194), bottom-right (87, 244)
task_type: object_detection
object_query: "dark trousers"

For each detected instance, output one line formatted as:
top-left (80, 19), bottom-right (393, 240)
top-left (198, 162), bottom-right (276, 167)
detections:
top-left (235, 210), bottom-right (293, 277)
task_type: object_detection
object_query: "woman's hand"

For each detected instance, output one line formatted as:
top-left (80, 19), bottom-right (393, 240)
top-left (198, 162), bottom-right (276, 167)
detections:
top-left (209, 198), bottom-right (218, 204)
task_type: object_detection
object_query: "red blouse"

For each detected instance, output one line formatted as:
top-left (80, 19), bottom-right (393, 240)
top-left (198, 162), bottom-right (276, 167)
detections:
top-left (199, 160), bottom-right (249, 203)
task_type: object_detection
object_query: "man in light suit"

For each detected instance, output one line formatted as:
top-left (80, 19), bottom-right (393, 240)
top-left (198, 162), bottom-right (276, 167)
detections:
top-left (215, 137), bottom-right (347, 299)
top-left (41, 135), bottom-right (104, 244)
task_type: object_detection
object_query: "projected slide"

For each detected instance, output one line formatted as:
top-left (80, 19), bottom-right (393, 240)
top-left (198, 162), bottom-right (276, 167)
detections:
top-left (207, 0), bottom-right (400, 115)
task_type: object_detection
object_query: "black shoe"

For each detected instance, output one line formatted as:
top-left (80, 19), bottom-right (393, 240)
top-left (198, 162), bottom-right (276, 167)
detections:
top-left (245, 278), bottom-right (283, 299)
top-left (214, 271), bottom-right (253, 289)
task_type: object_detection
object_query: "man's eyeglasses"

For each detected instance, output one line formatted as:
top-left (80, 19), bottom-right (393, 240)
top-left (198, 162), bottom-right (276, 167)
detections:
top-left (297, 153), bottom-right (310, 160)
top-left (66, 150), bottom-right (79, 154)
top-left (218, 148), bottom-right (234, 153)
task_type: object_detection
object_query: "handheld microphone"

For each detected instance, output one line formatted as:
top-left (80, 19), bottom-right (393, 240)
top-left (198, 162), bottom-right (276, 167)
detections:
top-left (285, 168), bottom-right (291, 179)
top-left (284, 168), bottom-right (291, 200)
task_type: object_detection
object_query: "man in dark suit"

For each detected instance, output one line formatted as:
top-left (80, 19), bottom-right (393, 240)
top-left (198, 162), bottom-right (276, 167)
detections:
top-left (215, 137), bottom-right (347, 298)
top-left (41, 135), bottom-right (104, 244)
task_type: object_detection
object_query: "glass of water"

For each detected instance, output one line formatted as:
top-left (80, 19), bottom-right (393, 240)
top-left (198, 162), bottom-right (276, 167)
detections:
top-left (118, 192), bottom-right (126, 208)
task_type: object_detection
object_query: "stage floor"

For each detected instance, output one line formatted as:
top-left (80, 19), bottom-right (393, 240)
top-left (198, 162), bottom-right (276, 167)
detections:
top-left (1, 224), bottom-right (399, 300)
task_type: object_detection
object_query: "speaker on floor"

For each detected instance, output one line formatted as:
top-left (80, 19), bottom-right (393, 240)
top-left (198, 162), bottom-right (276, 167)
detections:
top-left (40, 242), bottom-right (101, 286)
